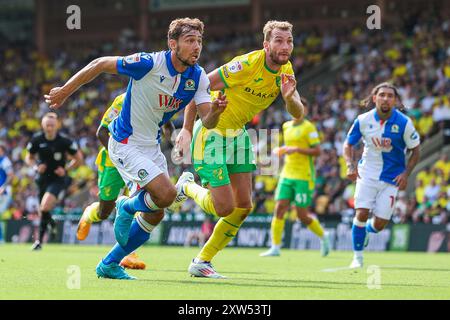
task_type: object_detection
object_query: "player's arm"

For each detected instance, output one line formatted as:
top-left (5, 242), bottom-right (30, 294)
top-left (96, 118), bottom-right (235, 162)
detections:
top-left (344, 119), bottom-right (362, 181)
top-left (61, 140), bottom-right (83, 175)
top-left (193, 69), bottom-right (228, 130)
top-left (162, 121), bottom-right (175, 146)
top-left (25, 139), bottom-right (47, 174)
top-left (394, 122), bottom-right (421, 190)
top-left (96, 124), bottom-right (110, 150)
top-left (284, 145), bottom-right (321, 156)
top-left (65, 150), bottom-right (84, 172)
top-left (44, 56), bottom-right (119, 109)
top-left (45, 53), bottom-right (153, 109)
top-left (196, 92), bottom-right (227, 129)
top-left (208, 68), bottom-right (226, 91)
top-left (280, 74), bottom-right (304, 119)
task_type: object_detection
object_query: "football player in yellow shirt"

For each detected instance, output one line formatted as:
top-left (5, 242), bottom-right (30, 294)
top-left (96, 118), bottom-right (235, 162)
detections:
top-left (172, 20), bottom-right (304, 278)
top-left (77, 94), bottom-right (174, 269)
top-left (260, 98), bottom-right (330, 257)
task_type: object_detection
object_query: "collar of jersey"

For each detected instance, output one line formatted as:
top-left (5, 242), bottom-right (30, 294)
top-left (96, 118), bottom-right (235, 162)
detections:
top-left (374, 108), bottom-right (398, 123)
top-left (165, 50), bottom-right (192, 77)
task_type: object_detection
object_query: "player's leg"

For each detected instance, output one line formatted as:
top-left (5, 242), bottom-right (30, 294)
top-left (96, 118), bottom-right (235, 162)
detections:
top-left (97, 209), bottom-right (163, 279)
top-left (349, 178), bottom-right (378, 268)
top-left (77, 166), bottom-right (124, 240)
top-left (108, 139), bottom-right (176, 246)
top-left (292, 179), bottom-right (329, 256)
top-left (260, 200), bottom-right (290, 257)
top-left (260, 177), bottom-right (294, 257)
top-left (34, 189), bottom-right (58, 250)
top-left (188, 172), bottom-right (253, 278)
top-left (364, 182), bottom-right (398, 245)
top-left (172, 124), bottom-right (235, 217)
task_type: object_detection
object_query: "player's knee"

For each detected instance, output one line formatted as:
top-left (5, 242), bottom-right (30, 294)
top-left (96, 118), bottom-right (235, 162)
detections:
top-left (373, 219), bottom-right (388, 231)
top-left (155, 187), bottom-right (177, 208)
top-left (215, 203), bottom-right (235, 217)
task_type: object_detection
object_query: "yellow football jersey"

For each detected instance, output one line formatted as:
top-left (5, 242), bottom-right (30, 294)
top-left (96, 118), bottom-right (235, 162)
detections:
top-left (280, 119), bottom-right (320, 186)
top-left (212, 49), bottom-right (295, 136)
top-left (95, 94), bottom-right (124, 170)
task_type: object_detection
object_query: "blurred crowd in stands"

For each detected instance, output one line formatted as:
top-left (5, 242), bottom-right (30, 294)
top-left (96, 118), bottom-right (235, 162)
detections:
top-left (0, 7), bottom-right (449, 225)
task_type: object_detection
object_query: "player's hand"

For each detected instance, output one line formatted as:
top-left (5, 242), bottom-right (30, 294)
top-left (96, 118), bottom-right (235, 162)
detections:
top-left (173, 128), bottom-right (192, 163)
top-left (393, 172), bottom-right (408, 190)
top-left (37, 164), bottom-right (47, 174)
top-left (280, 74), bottom-right (296, 101)
top-left (272, 146), bottom-right (288, 157)
top-left (211, 92), bottom-right (228, 115)
top-left (0, 186), bottom-right (5, 195)
top-left (54, 166), bottom-right (66, 177)
top-left (44, 86), bottom-right (69, 109)
top-left (346, 163), bottom-right (359, 182)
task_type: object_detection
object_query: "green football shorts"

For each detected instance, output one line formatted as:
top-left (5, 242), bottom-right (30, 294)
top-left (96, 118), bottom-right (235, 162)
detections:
top-left (191, 121), bottom-right (257, 187)
top-left (274, 177), bottom-right (313, 208)
top-left (98, 166), bottom-right (125, 201)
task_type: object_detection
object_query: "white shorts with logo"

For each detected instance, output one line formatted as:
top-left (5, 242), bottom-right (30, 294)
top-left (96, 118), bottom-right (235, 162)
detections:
top-left (354, 177), bottom-right (399, 220)
top-left (108, 137), bottom-right (168, 195)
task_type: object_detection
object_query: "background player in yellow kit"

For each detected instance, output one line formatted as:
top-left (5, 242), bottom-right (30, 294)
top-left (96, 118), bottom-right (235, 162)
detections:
top-left (77, 94), bottom-right (174, 269)
top-left (172, 20), bottom-right (304, 278)
top-left (260, 98), bottom-right (330, 257)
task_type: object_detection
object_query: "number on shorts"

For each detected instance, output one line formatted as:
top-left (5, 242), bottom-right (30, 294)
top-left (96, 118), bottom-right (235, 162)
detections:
top-left (389, 195), bottom-right (395, 208)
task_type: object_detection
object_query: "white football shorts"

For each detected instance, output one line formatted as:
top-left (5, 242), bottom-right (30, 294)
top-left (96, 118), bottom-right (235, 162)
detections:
top-left (354, 177), bottom-right (399, 220)
top-left (108, 137), bottom-right (168, 195)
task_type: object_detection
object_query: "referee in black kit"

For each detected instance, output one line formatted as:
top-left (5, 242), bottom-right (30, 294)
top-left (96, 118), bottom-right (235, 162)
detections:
top-left (25, 112), bottom-right (83, 250)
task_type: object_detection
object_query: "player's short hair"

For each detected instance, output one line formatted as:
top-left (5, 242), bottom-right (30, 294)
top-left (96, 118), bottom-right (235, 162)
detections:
top-left (263, 20), bottom-right (293, 41)
top-left (167, 18), bottom-right (204, 41)
top-left (361, 82), bottom-right (406, 112)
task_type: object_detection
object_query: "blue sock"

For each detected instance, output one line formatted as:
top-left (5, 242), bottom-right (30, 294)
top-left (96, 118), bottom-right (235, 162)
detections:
top-left (366, 219), bottom-right (379, 234)
top-left (122, 190), bottom-right (154, 214)
top-left (352, 224), bottom-right (366, 252)
top-left (103, 219), bottom-right (150, 265)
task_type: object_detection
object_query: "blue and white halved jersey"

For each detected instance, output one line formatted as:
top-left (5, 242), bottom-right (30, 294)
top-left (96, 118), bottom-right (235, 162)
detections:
top-left (0, 155), bottom-right (12, 189)
top-left (109, 51), bottom-right (211, 145)
top-left (346, 108), bottom-right (420, 185)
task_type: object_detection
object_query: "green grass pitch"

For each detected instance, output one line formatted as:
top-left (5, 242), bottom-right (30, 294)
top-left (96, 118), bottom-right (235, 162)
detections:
top-left (1, 244), bottom-right (449, 300)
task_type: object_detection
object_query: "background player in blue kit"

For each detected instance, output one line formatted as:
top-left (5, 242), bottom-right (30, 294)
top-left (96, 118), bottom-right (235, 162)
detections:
top-left (343, 82), bottom-right (421, 268)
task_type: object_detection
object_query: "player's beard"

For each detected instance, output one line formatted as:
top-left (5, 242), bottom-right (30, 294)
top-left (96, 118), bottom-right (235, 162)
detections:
top-left (175, 47), bottom-right (195, 67)
top-left (269, 49), bottom-right (290, 66)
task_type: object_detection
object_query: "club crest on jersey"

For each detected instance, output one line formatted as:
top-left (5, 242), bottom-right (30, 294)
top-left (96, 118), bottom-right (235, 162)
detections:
top-left (138, 169), bottom-right (149, 180)
top-left (372, 137), bottom-right (392, 152)
top-left (160, 75), bottom-right (165, 83)
top-left (159, 94), bottom-right (183, 110)
top-left (391, 124), bottom-right (399, 133)
top-left (184, 79), bottom-right (195, 91)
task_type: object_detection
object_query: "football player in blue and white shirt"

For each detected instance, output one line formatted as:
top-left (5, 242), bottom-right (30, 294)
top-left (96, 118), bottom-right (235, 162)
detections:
top-left (343, 82), bottom-right (420, 268)
top-left (45, 18), bottom-right (228, 279)
top-left (0, 144), bottom-right (13, 243)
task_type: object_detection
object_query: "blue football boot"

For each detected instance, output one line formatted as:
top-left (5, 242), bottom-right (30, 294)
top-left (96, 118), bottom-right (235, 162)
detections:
top-left (96, 260), bottom-right (137, 280)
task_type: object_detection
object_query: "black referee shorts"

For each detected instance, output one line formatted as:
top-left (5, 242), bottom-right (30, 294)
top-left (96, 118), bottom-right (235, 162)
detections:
top-left (37, 176), bottom-right (73, 202)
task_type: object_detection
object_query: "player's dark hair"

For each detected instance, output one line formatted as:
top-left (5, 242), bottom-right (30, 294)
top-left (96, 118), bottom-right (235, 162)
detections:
top-left (167, 18), bottom-right (204, 41)
top-left (360, 82), bottom-right (406, 112)
top-left (42, 111), bottom-right (59, 120)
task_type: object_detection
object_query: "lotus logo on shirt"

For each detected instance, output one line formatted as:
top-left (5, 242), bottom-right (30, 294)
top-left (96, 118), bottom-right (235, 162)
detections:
top-left (159, 94), bottom-right (183, 110)
top-left (371, 137), bottom-right (393, 152)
